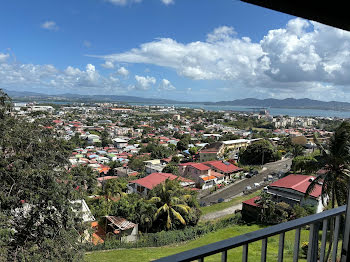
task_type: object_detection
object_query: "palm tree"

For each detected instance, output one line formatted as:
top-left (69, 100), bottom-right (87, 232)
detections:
top-left (305, 121), bottom-right (350, 261)
top-left (305, 122), bottom-right (350, 208)
top-left (149, 179), bottom-right (191, 230)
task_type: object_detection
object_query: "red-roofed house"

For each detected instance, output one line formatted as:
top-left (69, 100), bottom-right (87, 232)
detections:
top-left (267, 174), bottom-right (324, 213)
top-left (178, 162), bottom-right (216, 189)
top-left (202, 160), bottom-right (242, 180)
top-left (242, 196), bottom-right (260, 222)
top-left (128, 173), bottom-right (195, 195)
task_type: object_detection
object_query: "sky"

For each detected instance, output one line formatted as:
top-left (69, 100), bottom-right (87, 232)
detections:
top-left (1, 0), bottom-right (350, 102)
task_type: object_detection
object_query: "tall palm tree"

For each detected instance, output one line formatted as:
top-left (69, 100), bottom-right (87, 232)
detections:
top-left (305, 121), bottom-right (350, 261)
top-left (306, 121), bottom-right (350, 208)
top-left (150, 179), bottom-right (191, 230)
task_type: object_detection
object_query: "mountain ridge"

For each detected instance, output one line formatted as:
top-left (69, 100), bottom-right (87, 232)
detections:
top-left (3, 89), bottom-right (350, 110)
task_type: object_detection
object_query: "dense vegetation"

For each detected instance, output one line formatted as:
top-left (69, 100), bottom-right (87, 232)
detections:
top-left (0, 90), bottom-right (90, 261)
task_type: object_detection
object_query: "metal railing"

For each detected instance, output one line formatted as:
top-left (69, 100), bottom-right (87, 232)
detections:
top-left (155, 205), bottom-right (346, 262)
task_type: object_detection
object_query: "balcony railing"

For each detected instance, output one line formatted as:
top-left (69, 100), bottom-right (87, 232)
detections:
top-left (155, 205), bottom-right (347, 262)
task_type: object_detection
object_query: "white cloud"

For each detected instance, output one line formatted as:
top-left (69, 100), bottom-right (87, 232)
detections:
top-left (101, 61), bottom-right (114, 69)
top-left (0, 59), bottom-right (125, 93)
top-left (105, 0), bottom-right (174, 6)
top-left (41, 21), bottom-right (59, 31)
top-left (0, 53), bottom-right (9, 63)
top-left (135, 75), bottom-right (156, 90)
top-left (105, 0), bottom-right (141, 6)
top-left (98, 18), bottom-right (350, 99)
top-left (117, 66), bottom-right (129, 76)
top-left (161, 0), bottom-right (174, 5)
top-left (158, 78), bottom-right (175, 90)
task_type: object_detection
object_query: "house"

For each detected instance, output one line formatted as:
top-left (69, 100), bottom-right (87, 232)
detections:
top-left (113, 138), bottom-right (128, 149)
top-left (221, 139), bottom-right (250, 154)
top-left (178, 162), bottom-right (226, 189)
top-left (70, 199), bottom-right (95, 223)
top-left (242, 174), bottom-right (324, 222)
top-left (114, 166), bottom-right (139, 177)
top-left (202, 160), bottom-right (242, 180)
top-left (143, 159), bottom-right (166, 174)
top-left (128, 173), bottom-right (194, 195)
top-left (96, 216), bottom-right (138, 243)
top-left (199, 142), bottom-right (223, 162)
top-left (266, 174), bottom-right (324, 213)
top-left (242, 196), bottom-right (260, 222)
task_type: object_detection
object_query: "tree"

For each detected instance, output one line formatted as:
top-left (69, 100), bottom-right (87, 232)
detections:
top-left (305, 122), bottom-right (350, 208)
top-left (149, 180), bottom-right (200, 230)
top-left (239, 140), bottom-right (278, 165)
top-left (69, 165), bottom-right (97, 195)
top-left (176, 139), bottom-right (188, 151)
top-left (162, 164), bottom-right (179, 175)
top-left (304, 122), bottom-right (350, 261)
top-left (189, 146), bottom-right (198, 155)
top-left (292, 156), bottom-right (318, 173)
top-left (292, 144), bottom-right (305, 157)
top-left (102, 178), bottom-right (128, 198)
top-left (0, 90), bottom-right (85, 261)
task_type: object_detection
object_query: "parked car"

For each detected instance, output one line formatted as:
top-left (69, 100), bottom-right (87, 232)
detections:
top-left (218, 198), bottom-right (224, 203)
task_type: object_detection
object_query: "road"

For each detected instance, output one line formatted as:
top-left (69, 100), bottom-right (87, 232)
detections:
top-left (200, 158), bottom-right (292, 205)
top-left (200, 203), bottom-right (242, 221)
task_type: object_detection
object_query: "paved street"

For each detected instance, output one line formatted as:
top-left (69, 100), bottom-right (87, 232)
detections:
top-left (200, 203), bottom-right (242, 221)
top-left (200, 158), bottom-right (293, 205)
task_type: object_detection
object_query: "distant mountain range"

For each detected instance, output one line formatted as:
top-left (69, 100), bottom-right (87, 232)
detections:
top-left (4, 89), bottom-right (350, 111)
top-left (204, 98), bottom-right (350, 111)
top-left (5, 89), bottom-right (180, 104)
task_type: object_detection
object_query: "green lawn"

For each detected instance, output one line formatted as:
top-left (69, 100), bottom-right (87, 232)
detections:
top-left (200, 191), bottom-right (261, 216)
top-left (85, 224), bottom-right (311, 262)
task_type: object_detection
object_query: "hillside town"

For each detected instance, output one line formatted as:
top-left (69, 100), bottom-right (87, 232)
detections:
top-left (8, 101), bottom-right (342, 245)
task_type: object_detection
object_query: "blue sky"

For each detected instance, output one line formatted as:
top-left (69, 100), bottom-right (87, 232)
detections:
top-left (1, 0), bottom-right (350, 102)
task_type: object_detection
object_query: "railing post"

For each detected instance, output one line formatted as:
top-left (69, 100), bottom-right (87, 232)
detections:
top-left (341, 180), bottom-right (350, 262)
top-left (307, 223), bottom-right (320, 262)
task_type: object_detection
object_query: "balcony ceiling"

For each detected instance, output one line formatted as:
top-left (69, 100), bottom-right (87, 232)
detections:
top-left (241, 0), bottom-right (350, 32)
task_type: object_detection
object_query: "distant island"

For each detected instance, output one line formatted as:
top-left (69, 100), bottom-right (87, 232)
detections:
top-left (5, 89), bottom-right (350, 111)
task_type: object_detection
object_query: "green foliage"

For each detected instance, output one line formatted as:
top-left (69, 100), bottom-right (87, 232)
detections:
top-left (0, 90), bottom-right (85, 261)
top-left (128, 155), bottom-right (150, 172)
top-left (102, 178), bottom-right (128, 197)
top-left (291, 155), bottom-right (318, 173)
top-left (107, 160), bottom-right (122, 169)
top-left (69, 165), bottom-right (97, 195)
top-left (85, 214), bottom-right (242, 251)
top-left (176, 139), bottom-right (189, 151)
top-left (139, 142), bottom-right (172, 159)
top-left (189, 146), bottom-right (198, 155)
top-left (254, 192), bottom-right (293, 224)
top-left (149, 180), bottom-right (200, 231)
top-left (162, 163), bottom-right (179, 175)
top-left (240, 140), bottom-right (279, 165)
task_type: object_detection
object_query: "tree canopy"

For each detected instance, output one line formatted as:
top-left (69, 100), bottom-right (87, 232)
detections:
top-left (0, 90), bottom-right (88, 261)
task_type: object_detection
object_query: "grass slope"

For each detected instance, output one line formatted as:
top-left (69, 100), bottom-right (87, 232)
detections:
top-left (85, 224), bottom-right (310, 262)
top-left (200, 191), bottom-right (261, 216)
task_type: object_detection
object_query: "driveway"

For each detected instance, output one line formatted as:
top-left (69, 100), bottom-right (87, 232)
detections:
top-left (200, 203), bottom-right (243, 221)
top-left (200, 158), bottom-right (292, 205)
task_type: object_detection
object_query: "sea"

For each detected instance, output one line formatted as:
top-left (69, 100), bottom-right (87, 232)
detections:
top-left (24, 100), bottom-right (350, 118)
top-left (130, 103), bottom-right (350, 119)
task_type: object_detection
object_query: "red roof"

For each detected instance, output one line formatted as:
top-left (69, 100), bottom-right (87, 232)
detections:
top-left (242, 196), bottom-right (260, 207)
top-left (269, 174), bottom-right (322, 198)
top-left (130, 173), bottom-right (193, 190)
top-left (202, 160), bottom-right (242, 173)
top-left (179, 162), bottom-right (211, 171)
